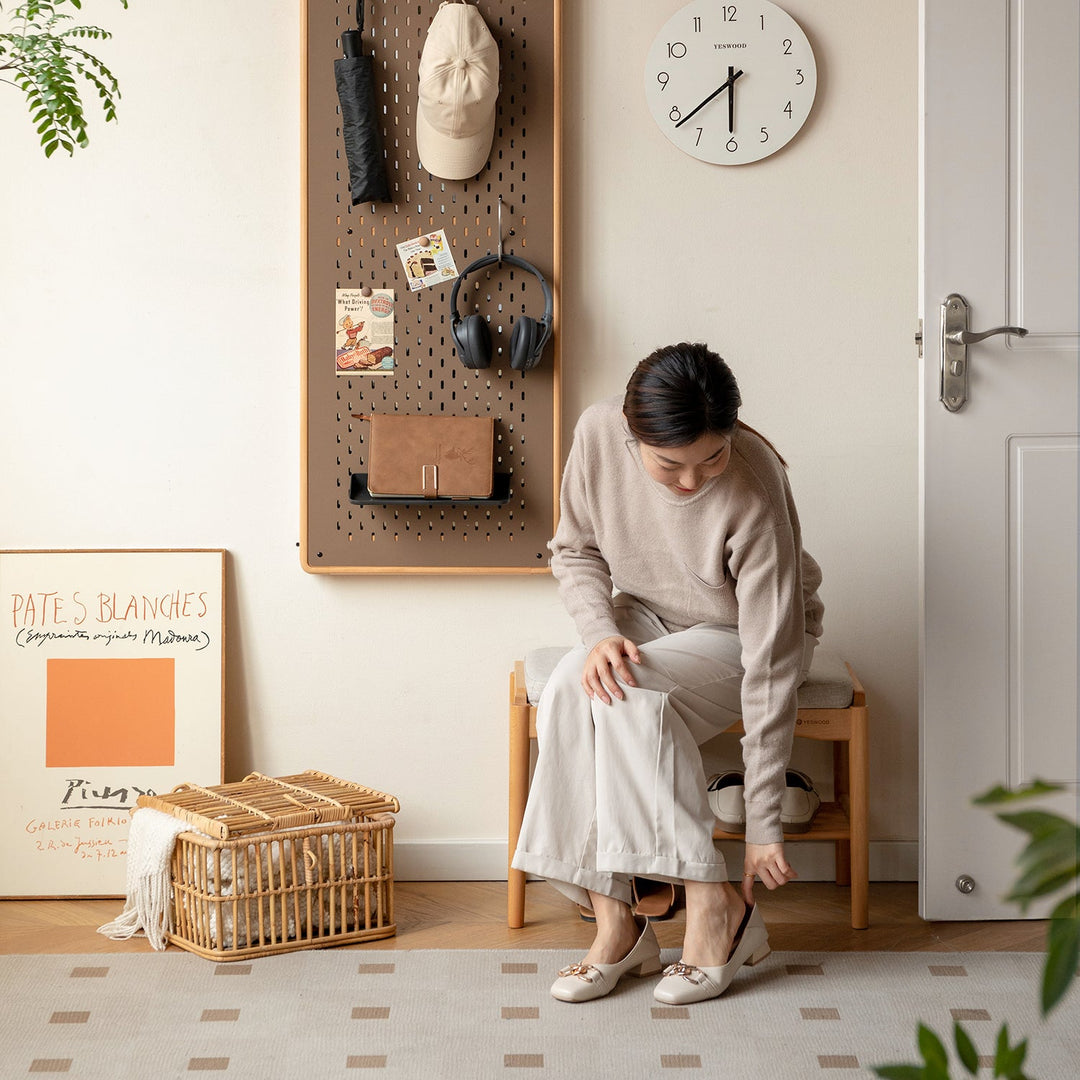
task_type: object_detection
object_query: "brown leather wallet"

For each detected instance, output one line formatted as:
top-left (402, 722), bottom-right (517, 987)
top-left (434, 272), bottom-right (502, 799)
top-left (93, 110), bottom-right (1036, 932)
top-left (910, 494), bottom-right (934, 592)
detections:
top-left (366, 414), bottom-right (494, 499)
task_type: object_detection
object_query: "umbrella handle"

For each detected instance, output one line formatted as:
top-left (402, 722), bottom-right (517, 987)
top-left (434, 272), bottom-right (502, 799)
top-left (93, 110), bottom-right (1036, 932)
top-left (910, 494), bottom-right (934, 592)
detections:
top-left (342, 4), bottom-right (364, 57)
top-left (342, 29), bottom-right (361, 58)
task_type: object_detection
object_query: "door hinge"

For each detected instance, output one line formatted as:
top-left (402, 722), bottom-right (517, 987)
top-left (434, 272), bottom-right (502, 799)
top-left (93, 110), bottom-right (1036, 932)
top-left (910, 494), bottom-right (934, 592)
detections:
top-left (915, 318), bottom-right (923, 359)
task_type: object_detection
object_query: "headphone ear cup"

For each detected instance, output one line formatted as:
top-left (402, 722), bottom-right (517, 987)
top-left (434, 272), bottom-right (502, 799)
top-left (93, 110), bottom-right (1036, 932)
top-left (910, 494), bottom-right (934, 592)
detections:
top-left (509, 317), bottom-right (540, 371)
top-left (453, 314), bottom-right (492, 369)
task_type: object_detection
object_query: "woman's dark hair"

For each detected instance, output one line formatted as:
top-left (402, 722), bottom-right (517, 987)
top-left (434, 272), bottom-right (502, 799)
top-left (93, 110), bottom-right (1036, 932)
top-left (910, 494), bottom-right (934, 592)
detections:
top-left (623, 342), bottom-right (786, 465)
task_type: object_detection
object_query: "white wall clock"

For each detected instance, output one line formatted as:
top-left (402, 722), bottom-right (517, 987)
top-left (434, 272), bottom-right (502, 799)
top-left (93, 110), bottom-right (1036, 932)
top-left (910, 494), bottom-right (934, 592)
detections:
top-left (644, 0), bottom-right (817, 165)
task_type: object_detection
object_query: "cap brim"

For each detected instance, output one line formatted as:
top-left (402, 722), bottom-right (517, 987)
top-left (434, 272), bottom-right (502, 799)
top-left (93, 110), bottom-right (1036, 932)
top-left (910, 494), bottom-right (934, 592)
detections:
top-left (416, 107), bottom-right (496, 181)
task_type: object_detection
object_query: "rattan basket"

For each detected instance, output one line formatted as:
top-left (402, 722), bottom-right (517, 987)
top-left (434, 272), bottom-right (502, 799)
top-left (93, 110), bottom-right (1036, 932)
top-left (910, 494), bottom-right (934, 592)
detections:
top-left (137, 771), bottom-right (399, 961)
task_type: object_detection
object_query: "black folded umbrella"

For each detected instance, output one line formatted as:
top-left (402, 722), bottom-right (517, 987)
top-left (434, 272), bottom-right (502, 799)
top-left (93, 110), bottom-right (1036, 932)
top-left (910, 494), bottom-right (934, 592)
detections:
top-left (335, 11), bottom-right (390, 205)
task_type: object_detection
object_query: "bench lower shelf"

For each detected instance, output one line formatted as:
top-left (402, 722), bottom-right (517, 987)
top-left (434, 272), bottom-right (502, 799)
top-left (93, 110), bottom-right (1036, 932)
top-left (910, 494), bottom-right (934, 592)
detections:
top-left (713, 801), bottom-right (852, 843)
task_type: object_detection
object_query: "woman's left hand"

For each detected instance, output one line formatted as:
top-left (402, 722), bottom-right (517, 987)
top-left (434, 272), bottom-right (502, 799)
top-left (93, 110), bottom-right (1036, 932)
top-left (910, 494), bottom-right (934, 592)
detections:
top-left (742, 842), bottom-right (797, 905)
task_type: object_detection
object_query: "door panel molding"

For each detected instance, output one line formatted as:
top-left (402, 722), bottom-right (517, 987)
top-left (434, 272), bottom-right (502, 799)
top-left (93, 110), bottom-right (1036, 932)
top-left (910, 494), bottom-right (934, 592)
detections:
top-left (1008, 434), bottom-right (1079, 789)
top-left (1010, 0), bottom-right (1080, 343)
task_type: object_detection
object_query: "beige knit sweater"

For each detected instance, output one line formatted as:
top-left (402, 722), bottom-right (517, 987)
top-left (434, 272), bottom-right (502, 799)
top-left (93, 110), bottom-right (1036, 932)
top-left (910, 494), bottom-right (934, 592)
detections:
top-left (549, 395), bottom-right (825, 844)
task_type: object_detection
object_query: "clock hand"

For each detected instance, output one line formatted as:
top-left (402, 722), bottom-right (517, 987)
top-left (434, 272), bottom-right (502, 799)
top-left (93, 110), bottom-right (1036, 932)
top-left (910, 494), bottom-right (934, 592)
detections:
top-left (674, 67), bottom-right (743, 129)
top-left (727, 64), bottom-right (736, 133)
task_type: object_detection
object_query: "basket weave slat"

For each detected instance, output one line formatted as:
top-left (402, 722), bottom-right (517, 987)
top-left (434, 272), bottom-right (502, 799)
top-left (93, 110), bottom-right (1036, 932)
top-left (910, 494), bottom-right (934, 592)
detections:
top-left (137, 770), bottom-right (399, 839)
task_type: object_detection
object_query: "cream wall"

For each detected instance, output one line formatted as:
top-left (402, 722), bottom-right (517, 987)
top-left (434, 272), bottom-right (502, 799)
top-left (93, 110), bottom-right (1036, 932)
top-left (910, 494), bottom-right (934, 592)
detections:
top-left (0, 1), bottom-right (919, 879)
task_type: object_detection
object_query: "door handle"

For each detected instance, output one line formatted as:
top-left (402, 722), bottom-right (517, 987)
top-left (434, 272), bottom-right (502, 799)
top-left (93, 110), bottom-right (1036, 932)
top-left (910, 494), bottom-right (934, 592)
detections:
top-left (939, 293), bottom-right (1029, 412)
top-left (945, 325), bottom-right (1028, 346)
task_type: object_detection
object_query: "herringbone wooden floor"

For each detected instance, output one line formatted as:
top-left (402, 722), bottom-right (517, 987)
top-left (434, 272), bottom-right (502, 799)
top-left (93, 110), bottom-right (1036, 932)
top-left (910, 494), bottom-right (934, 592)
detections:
top-left (0, 881), bottom-right (1045, 956)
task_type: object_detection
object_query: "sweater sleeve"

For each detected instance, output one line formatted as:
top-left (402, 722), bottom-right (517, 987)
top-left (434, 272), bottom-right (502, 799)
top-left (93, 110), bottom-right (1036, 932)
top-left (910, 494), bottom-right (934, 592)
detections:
top-left (728, 522), bottom-right (807, 845)
top-left (548, 427), bottom-right (621, 650)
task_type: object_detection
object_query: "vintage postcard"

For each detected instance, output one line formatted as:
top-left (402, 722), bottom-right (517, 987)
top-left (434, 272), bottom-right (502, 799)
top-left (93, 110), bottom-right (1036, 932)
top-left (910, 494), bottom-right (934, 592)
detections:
top-left (335, 289), bottom-right (396, 375)
top-left (395, 230), bottom-right (459, 292)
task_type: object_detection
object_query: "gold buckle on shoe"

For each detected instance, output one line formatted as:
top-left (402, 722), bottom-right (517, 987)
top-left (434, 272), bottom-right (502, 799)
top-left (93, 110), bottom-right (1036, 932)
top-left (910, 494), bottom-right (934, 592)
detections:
top-left (662, 961), bottom-right (703, 982)
top-left (558, 962), bottom-right (596, 981)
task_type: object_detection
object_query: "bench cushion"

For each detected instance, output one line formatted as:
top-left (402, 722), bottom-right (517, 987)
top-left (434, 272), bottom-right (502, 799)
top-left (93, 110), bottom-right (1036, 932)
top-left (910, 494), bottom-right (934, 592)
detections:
top-left (523, 645), bottom-right (855, 710)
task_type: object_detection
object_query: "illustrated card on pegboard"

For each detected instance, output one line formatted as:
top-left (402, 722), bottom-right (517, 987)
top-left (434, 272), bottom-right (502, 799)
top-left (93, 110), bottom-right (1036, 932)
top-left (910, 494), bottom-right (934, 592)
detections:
top-left (335, 288), bottom-right (396, 373)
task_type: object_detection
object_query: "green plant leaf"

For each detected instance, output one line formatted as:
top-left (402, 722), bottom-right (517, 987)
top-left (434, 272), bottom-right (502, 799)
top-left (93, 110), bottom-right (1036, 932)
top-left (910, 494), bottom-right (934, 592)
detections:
top-left (993, 1023), bottom-right (1030, 1080)
top-left (1000, 813), bottom-right (1080, 911)
top-left (1012, 819), bottom-right (1080, 870)
top-left (1042, 893), bottom-right (1080, 1016)
top-left (996, 808), bottom-right (1069, 840)
top-left (1006, 855), bottom-right (1080, 908)
top-left (973, 779), bottom-right (1062, 806)
top-left (953, 1022), bottom-right (979, 1075)
top-left (918, 1023), bottom-right (949, 1070)
top-left (61, 25), bottom-right (112, 41)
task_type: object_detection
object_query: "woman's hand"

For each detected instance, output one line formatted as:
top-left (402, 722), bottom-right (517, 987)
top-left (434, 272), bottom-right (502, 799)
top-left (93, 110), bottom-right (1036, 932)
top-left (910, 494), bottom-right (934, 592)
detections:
top-left (742, 842), bottom-right (797, 904)
top-left (582, 636), bottom-right (641, 705)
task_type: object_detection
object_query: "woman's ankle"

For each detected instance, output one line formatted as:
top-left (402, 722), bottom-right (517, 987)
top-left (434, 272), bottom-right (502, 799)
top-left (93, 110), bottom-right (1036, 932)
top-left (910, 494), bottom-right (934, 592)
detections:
top-left (683, 879), bottom-right (743, 914)
top-left (680, 880), bottom-right (746, 967)
top-left (588, 891), bottom-right (635, 926)
top-left (583, 893), bottom-right (638, 963)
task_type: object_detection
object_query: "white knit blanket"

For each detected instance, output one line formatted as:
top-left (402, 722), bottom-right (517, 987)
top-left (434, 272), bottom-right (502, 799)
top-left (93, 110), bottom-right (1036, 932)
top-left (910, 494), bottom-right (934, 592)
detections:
top-left (97, 808), bottom-right (197, 951)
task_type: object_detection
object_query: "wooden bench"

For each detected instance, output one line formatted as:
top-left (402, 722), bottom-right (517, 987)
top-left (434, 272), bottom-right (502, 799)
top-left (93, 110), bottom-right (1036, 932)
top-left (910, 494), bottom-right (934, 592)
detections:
top-left (508, 647), bottom-right (869, 929)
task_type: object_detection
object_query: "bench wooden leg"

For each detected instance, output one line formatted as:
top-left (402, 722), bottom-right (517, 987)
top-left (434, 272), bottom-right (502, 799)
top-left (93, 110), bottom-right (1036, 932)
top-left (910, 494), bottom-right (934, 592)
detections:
top-left (508, 671), bottom-right (531, 929)
top-left (834, 839), bottom-right (851, 887)
top-left (849, 704), bottom-right (870, 930)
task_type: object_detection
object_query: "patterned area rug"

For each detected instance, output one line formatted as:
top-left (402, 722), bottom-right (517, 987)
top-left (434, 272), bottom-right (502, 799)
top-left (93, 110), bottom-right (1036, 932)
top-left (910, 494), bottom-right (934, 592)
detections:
top-left (3, 949), bottom-right (1077, 1078)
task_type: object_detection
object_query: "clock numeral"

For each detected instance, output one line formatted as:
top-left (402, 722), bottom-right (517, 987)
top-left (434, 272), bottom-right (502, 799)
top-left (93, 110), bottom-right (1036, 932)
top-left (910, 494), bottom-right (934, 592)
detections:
top-left (760, 126), bottom-right (769, 143)
top-left (722, 5), bottom-right (737, 21)
top-left (726, 137), bottom-right (738, 153)
top-left (669, 105), bottom-right (683, 124)
top-left (694, 127), bottom-right (704, 147)
top-left (795, 69), bottom-right (805, 85)
top-left (667, 40), bottom-right (687, 59)
top-left (783, 38), bottom-right (793, 56)
top-left (760, 15), bottom-right (765, 30)
top-left (783, 100), bottom-right (793, 118)
top-left (657, 71), bottom-right (670, 90)
top-left (692, 16), bottom-right (701, 32)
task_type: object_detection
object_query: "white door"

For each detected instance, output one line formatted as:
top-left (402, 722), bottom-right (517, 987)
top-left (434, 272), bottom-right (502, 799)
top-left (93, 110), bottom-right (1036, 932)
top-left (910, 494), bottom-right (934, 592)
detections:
top-left (920, 0), bottom-right (1079, 919)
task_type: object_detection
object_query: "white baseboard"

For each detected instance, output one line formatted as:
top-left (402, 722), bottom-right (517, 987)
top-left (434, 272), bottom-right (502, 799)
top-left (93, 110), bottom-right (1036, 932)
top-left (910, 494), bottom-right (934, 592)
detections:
top-left (394, 840), bottom-right (511, 882)
top-left (393, 839), bottom-right (919, 883)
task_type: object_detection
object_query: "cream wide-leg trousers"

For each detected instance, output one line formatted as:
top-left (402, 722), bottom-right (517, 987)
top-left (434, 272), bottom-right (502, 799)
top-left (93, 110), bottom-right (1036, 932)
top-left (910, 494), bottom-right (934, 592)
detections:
top-left (511, 595), bottom-right (816, 910)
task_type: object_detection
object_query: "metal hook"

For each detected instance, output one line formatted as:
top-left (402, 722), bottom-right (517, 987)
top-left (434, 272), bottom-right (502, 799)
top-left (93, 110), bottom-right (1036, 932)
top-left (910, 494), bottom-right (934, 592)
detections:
top-left (497, 195), bottom-right (516, 263)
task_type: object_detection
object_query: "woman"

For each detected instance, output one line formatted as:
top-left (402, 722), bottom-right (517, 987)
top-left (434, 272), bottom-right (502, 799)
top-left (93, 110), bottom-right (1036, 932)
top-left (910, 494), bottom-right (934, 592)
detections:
top-left (512, 342), bottom-right (824, 1005)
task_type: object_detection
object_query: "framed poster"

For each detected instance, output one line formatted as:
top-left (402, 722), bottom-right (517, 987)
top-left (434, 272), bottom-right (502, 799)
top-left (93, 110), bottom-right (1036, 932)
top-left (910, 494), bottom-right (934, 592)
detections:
top-left (0, 549), bottom-right (225, 897)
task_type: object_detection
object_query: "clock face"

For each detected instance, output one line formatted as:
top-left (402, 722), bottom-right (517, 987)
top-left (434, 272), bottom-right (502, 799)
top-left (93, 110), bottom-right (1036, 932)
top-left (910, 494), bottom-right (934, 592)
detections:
top-left (644, 0), bottom-right (817, 165)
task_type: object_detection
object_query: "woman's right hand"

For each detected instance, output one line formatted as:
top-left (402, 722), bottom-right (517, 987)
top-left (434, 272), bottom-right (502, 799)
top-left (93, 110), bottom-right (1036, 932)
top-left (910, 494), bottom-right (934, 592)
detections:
top-left (582, 636), bottom-right (641, 705)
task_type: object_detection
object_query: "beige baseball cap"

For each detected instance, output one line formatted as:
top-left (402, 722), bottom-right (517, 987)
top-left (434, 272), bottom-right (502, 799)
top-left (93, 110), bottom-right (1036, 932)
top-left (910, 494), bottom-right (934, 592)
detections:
top-left (417, 2), bottom-right (499, 180)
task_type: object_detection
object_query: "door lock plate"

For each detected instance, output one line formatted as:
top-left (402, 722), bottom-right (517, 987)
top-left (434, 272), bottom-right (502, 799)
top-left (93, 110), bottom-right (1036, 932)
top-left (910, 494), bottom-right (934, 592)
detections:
top-left (940, 294), bottom-right (970, 412)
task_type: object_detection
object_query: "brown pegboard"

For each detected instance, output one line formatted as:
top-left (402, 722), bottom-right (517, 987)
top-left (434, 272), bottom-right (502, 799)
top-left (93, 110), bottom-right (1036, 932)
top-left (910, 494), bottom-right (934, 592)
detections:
top-left (301, 0), bottom-right (561, 573)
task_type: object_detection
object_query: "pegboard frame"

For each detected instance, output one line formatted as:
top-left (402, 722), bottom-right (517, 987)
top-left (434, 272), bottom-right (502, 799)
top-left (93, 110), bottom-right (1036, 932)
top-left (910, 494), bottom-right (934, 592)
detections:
top-left (300, 0), bottom-right (562, 574)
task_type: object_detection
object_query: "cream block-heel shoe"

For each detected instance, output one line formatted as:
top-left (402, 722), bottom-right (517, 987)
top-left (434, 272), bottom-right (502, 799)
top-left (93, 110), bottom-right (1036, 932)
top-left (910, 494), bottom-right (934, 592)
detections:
top-left (653, 903), bottom-right (770, 1005)
top-left (550, 917), bottom-right (662, 1003)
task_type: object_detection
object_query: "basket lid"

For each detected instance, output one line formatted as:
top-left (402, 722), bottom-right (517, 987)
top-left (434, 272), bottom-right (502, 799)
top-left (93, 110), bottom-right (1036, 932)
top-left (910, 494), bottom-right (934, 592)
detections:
top-left (135, 770), bottom-right (400, 839)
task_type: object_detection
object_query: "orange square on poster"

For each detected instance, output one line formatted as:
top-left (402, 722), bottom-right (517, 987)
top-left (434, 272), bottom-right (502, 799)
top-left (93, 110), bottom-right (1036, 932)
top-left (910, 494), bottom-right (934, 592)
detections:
top-left (45, 658), bottom-right (175, 767)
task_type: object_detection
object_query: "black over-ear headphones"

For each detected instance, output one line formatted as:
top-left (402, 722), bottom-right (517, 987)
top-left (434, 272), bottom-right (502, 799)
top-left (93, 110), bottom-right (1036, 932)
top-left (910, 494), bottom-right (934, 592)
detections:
top-left (449, 253), bottom-right (554, 371)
